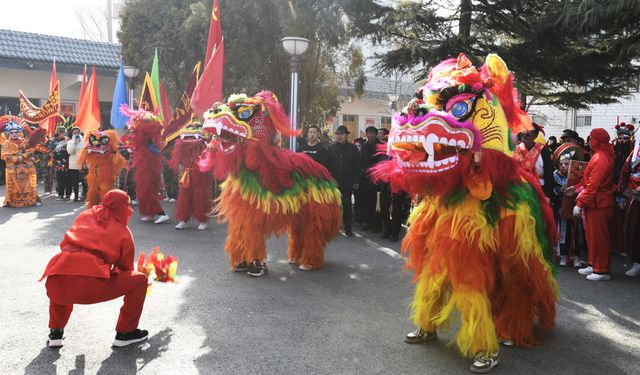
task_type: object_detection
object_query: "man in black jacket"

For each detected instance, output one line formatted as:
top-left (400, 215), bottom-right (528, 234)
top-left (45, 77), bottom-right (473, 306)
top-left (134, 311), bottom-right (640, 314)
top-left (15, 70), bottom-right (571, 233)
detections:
top-left (359, 126), bottom-right (383, 232)
top-left (328, 126), bottom-right (360, 236)
top-left (297, 125), bottom-right (329, 168)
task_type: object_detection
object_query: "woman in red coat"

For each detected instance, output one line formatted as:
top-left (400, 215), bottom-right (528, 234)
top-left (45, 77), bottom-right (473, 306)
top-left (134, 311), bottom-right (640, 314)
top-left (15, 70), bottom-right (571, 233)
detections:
top-left (572, 128), bottom-right (616, 281)
top-left (40, 189), bottom-right (149, 347)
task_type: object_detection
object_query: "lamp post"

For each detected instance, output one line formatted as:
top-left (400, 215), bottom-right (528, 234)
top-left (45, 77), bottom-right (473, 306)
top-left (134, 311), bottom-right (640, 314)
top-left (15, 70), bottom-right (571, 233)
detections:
top-left (281, 36), bottom-right (310, 151)
top-left (123, 65), bottom-right (140, 108)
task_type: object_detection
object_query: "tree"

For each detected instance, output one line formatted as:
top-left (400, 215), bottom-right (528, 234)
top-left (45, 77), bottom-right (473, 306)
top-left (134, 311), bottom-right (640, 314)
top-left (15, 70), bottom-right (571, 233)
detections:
top-left (118, 0), bottom-right (364, 129)
top-left (343, 0), bottom-right (640, 110)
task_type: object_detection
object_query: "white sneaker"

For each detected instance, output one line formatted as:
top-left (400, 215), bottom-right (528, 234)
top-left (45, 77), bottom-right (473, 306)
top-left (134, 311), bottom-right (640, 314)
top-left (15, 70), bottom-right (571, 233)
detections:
top-left (578, 266), bottom-right (593, 275)
top-left (154, 214), bottom-right (170, 224)
top-left (163, 197), bottom-right (170, 202)
top-left (625, 262), bottom-right (640, 277)
top-left (35, 202), bottom-right (42, 206)
top-left (175, 221), bottom-right (188, 230)
top-left (131, 200), bottom-right (138, 206)
top-left (559, 255), bottom-right (567, 266)
top-left (141, 215), bottom-right (159, 222)
top-left (197, 222), bottom-right (208, 230)
top-left (168, 198), bottom-right (176, 203)
top-left (573, 256), bottom-right (582, 268)
top-left (470, 351), bottom-right (499, 373)
top-left (299, 264), bottom-right (315, 271)
top-left (586, 273), bottom-right (611, 281)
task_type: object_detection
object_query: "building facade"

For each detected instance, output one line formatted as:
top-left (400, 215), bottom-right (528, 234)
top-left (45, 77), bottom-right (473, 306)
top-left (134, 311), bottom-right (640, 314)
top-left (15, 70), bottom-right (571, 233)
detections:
top-left (0, 29), bottom-right (120, 126)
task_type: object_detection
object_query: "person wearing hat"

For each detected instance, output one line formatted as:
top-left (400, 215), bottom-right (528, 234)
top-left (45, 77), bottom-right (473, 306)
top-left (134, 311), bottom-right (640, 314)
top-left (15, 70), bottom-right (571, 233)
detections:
top-left (328, 125), bottom-right (360, 236)
top-left (40, 189), bottom-right (149, 348)
top-left (513, 123), bottom-right (554, 199)
top-left (569, 128), bottom-right (616, 281)
top-left (51, 125), bottom-right (71, 200)
top-left (66, 126), bottom-right (85, 202)
top-left (560, 129), bottom-right (580, 145)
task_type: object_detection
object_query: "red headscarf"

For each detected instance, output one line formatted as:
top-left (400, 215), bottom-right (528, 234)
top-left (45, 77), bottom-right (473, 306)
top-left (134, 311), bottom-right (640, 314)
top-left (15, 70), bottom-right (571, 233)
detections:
top-left (589, 128), bottom-right (614, 157)
top-left (93, 189), bottom-right (133, 226)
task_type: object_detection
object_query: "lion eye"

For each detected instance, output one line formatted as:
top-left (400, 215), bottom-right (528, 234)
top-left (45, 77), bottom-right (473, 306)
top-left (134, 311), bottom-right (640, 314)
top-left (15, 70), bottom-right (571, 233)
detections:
top-left (238, 109), bottom-right (252, 120)
top-left (451, 101), bottom-right (469, 118)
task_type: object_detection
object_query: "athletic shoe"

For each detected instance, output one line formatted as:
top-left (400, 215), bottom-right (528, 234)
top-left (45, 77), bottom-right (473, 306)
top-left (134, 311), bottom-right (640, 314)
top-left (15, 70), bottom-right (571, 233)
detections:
top-left (131, 200), bottom-right (138, 206)
top-left (345, 229), bottom-right (354, 236)
top-left (404, 328), bottom-right (437, 344)
top-left (288, 259), bottom-right (297, 265)
top-left (112, 329), bottom-right (149, 347)
top-left (299, 264), bottom-right (315, 271)
top-left (197, 222), bottom-right (208, 231)
top-left (499, 338), bottom-right (515, 347)
top-left (141, 215), bottom-right (159, 222)
top-left (586, 273), bottom-right (611, 281)
top-left (47, 329), bottom-right (64, 348)
top-left (35, 202), bottom-right (42, 206)
top-left (233, 262), bottom-right (248, 272)
top-left (247, 260), bottom-right (267, 277)
top-left (578, 266), bottom-right (593, 275)
top-left (154, 214), bottom-right (170, 224)
top-left (168, 198), bottom-right (176, 203)
top-left (175, 221), bottom-right (188, 230)
top-left (625, 262), bottom-right (640, 277)
top-left (558, 255), bottom-right (567, 266)
top-left (55, 196), bottom-right (64, 201)
top-left (470, 351), bottom-right (499, 373)
top-left (573, 256), bottom-right (582, 268)
top-left (163, 197), bottom-right (170, 202)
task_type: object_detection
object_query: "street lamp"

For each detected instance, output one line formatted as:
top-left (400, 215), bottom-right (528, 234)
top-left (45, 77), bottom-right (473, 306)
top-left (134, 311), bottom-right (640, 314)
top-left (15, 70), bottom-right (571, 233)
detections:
top-left (567, 84), bottom-right (583, 132)
top-left (281, 36), bottom-right (310, 151)
top-left (123, 65), bottom-right (140, 108)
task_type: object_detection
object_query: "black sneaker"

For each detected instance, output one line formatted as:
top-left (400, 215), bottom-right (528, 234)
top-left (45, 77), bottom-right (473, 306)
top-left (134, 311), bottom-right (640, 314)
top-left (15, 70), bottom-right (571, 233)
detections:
top-left (48, 329), bottom-right (64, 348)
top-left (470, 351), bottom-right (499, 373)
top-left (345, 229), bottom-right (354, 236)
top-left (112, 329), bottom-right (149, 347)
top-left (233, 261), bottom-right (248, 272)
top-left (247, 260), bottom-right (267, 277)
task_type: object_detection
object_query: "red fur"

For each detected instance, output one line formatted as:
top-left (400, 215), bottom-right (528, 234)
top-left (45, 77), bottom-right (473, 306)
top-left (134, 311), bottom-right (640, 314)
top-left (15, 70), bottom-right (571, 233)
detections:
top-left (171, 138), bottom-right (211, 222)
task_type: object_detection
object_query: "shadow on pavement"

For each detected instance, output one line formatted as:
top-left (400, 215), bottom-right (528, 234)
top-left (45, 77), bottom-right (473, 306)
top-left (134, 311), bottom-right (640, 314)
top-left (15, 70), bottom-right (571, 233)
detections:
top-left (24, 347), bottom-right (61, 375)
top-left (95, 328), bottom-right (172, 375)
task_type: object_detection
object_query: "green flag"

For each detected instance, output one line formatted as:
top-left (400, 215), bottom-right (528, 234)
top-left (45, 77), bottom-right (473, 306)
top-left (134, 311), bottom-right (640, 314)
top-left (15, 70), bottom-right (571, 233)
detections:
top-left (151, 48), bottom-right (163, 118)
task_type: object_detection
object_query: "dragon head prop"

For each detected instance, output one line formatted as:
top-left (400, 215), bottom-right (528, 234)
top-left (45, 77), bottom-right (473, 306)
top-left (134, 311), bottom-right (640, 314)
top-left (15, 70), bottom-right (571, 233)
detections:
top-left (84, 129), bottom-right (120, 155)
top-left (202, 91), bottom-right (298, 153)
top-left (378, 53), bottom-right (533, 195)
top-left (178, 121), bottom-right (208, 144)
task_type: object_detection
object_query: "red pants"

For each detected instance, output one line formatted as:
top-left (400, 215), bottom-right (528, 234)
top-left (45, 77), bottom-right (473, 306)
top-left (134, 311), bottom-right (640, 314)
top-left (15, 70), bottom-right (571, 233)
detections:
top-left (583, 206), bottom-right (613, 274)
top-left (46, 271), bottom-right (148, 332)
top-left (175, 170), bottom-right (211, 223)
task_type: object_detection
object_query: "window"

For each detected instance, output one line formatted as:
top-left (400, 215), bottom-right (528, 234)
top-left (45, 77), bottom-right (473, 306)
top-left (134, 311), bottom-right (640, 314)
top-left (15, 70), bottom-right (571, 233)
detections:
top-left (381, 116), bottom-right (392, 129)
top-left (576, 115), bottom-right (591, 127)
top-left (0, 97), bottom-right (20, 116)
top-left (342, 114), bottom-right (356, 123)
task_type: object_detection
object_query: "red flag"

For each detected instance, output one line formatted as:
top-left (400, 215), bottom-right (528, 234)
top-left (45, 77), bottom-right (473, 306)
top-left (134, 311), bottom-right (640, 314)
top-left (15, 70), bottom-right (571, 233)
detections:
top-left (76, 66), bottom-right (101, 133)
top-left (78, 65), bottom-right (87, 110)
top-left (160, 80), bottom-right (172, 127)
top-left (191, 40), bottom-right (224, 118)
top-left (204, 0), bottom-right (222, 68)
top-left (164, 63), bottom-right (201, 145)
top-left (46, 59), bottom-right (59, 136)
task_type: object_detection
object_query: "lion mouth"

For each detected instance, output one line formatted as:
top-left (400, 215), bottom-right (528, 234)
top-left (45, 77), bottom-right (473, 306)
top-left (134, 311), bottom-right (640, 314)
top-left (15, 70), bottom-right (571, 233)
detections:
top-left (202, 113), bottom-right (252, 154)
top-left (87, 146), bottom-right (110, 155)
top-left (389, 117), bottom-right (473, 173)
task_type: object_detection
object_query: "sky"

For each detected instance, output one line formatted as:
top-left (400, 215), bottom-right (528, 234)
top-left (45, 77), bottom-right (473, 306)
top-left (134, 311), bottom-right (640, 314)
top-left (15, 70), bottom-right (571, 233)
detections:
top-left (0, 0), bottom-right (117, 41)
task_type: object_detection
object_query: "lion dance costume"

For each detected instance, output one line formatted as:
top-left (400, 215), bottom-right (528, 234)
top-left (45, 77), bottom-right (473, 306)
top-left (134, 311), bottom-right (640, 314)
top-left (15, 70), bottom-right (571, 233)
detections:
top-left (0, 115), bottom-right (41, 207)
top-left (199, 91), bottom-right (341, 276)
top-left (123, 107), bottom-right (169, 223)
top-left (170, 122), bottom-right (212, 230)
top-left (374, 54), bottom-right (558, 373)
top-left (77, 129), bottom-right (127, 208)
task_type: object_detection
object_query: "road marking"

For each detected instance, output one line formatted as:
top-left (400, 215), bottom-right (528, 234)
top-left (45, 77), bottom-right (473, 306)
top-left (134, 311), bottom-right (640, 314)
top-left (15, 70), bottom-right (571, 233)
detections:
top-left (350, 231), bottom-right (405, 260)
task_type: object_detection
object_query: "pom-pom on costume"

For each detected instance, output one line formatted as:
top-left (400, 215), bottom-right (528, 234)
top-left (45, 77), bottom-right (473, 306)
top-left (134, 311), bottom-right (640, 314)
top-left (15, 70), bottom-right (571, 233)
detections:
top-left (199, 91), bottom-right (341, 275)
top-left (169, 123), bottom-right (212, 230)
top-left (0, 115), bottom-right (41, 207)
top-left (121, 106), bottom-right (168, 223)
top-left (137, 246), bottom-right (178, 283)
top-left (373, 54), bottom-right (558, 372)
top-left (77, 129), bottom-right (127, 208)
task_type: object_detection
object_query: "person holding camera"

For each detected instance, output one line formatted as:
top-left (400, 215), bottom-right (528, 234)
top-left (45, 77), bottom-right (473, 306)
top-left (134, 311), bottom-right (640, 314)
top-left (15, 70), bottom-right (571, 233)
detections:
top-left (67, 126), bottom-right (85, 202)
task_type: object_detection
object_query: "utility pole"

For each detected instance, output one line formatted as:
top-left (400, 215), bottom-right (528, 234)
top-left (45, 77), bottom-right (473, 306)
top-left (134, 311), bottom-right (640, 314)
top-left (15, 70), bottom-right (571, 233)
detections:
top-left (106, 0), bottom-right (113, 43)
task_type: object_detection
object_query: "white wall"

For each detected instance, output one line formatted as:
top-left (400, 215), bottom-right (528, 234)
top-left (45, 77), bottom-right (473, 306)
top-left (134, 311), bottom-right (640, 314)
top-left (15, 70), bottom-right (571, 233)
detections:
top-left (335, 96), bottom-right (394, 137)
top-left (529, 93), bottom-right (640, 140)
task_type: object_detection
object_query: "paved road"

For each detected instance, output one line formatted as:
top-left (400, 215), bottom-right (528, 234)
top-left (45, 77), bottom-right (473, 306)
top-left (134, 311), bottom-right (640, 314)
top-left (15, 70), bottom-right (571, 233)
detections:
top-left (1, 186), bottom-right (639, 374)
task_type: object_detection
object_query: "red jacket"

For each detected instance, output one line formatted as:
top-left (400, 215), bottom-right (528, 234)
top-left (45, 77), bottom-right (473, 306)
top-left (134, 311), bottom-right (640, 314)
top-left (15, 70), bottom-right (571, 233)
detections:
top-left (577, 150), bottom-right (615, 209)
top-left (41, 209), bottom-right (135, 280)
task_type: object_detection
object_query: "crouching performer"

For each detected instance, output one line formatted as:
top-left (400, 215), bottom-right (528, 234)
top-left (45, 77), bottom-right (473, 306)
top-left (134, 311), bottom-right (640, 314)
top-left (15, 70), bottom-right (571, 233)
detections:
top-left (40, 189), bottom-right (149, 348)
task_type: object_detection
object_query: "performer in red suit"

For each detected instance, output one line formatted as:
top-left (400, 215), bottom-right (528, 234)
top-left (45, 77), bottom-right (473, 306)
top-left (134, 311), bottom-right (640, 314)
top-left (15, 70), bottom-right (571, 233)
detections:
top-left (40, 189), bottom-right (149, 348)
top-left (572, 128), bottom-right (616, 281)
top-left (169, 123), bottom-right (212, 230)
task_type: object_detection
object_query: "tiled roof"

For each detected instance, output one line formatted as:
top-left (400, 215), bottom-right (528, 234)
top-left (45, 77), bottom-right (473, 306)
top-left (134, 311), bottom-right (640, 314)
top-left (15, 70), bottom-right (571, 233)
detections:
top-left (0, 29), bottom-right (120, 71)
